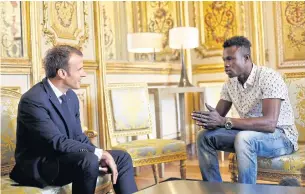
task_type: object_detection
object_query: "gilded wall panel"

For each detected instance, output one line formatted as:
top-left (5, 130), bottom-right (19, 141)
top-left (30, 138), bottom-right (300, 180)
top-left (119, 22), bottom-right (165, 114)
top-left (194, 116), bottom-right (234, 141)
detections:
top-left (191, 1), bottom-right (246, 74)
top-left (128, 2), bottom-right (180, 62)
top-left (275, 2), bottom-right (305, 68)
top-left (0, 1), bottom-right (23, 58)
top-left (193, 1), bottom-right (245, 59)
top-left (73, 84), bottom-right (92, 132)
top-left (0, 2), bottom-right (31, 67)
top-left (41, 1), bottom-right (96, 61)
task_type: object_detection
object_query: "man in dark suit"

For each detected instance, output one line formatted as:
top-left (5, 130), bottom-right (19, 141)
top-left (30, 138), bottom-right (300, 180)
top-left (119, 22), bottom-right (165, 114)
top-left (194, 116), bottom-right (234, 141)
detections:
top-left (10, 45), bottom-right (138, 194)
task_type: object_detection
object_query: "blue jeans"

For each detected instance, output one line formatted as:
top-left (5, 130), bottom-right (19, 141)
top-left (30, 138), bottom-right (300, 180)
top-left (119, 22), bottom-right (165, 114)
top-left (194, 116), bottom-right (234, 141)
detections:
top-left (196, 128), bottom-right (294, 184)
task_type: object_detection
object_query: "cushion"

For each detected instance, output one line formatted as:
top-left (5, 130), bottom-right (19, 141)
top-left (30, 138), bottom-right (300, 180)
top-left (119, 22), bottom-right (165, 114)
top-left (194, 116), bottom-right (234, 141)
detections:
top-left (258, 144), bottom-right (305, 173)
top-left (1, 174), bottom-right (111, 194)
top-left (110, 87), bottom-right (150, 131)
top-left (112, 139), bottom-right (186, 160)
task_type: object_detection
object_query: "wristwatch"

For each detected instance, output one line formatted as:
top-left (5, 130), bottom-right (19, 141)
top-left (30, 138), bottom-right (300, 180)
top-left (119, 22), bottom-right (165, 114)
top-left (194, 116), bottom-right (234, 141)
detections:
top-left (224, 118), bottom-right (233, 130)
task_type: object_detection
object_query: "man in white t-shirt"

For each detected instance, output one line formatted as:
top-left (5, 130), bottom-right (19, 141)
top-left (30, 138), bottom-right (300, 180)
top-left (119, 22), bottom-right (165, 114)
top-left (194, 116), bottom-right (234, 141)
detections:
top-left (192, 36), bottom-right (298, 184)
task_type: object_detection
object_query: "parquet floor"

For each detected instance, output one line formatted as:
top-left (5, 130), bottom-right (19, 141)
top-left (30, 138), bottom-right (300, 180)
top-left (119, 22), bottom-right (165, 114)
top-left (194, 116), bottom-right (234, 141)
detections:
top-left (134, 156), bottom-right (277, 190)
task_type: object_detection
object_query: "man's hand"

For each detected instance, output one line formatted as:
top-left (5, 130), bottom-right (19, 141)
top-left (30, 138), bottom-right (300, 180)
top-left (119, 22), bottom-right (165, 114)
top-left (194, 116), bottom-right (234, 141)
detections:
top-left (100, 151), bottom-right (118, 184)
top-left (191, 103), bottom-right (226, 129)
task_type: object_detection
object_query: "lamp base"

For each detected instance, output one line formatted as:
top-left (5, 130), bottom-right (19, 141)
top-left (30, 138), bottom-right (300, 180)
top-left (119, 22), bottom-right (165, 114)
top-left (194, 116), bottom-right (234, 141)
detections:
top-left (178, 77), bottom-right (193, 87)
top-left (178, 57), bottom-right (193, 87)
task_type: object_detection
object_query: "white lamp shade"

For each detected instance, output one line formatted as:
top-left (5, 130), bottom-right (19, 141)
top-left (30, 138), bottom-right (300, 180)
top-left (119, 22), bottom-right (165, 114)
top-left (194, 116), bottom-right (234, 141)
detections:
top-left (169, 27), bottom-right (199, 49)
top-left (127, 33), bottom-right (163, 53)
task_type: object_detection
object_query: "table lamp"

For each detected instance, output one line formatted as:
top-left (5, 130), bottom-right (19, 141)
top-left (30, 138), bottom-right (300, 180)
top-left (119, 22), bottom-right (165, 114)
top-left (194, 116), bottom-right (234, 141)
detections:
top-left (127, 32), bottom-right (163, 60)
top-left (169, 27), bottom-right (199, 87)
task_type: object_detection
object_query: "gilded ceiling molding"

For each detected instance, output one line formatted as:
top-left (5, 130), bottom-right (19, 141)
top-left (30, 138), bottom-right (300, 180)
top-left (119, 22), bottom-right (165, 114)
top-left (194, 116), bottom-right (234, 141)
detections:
top-left (193, 1), bottom-right (245, 59)
top-left (274, 2), bottom-right (305, 69)
top-left (41, 1), bottom-right (89, 50)
top-left (106, 62), bottom-right (180, 75)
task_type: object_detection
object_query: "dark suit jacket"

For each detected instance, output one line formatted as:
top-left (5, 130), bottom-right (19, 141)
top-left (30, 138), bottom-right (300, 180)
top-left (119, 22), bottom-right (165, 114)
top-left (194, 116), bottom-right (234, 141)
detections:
top-left (10, 78), bottom-right (96, 188)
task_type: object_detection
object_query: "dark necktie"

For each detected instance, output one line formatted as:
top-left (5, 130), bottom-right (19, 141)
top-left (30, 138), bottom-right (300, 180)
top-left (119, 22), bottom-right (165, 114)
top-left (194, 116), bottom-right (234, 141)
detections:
top-left (60, 94), bottom-right (73, 138)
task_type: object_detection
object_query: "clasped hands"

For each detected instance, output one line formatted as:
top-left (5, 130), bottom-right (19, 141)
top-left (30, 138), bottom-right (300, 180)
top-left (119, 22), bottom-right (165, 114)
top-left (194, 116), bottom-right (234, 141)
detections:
top-left (191, 103), bottom-right (226, 130)
top-left (99, 151), bottom-right (118, 184)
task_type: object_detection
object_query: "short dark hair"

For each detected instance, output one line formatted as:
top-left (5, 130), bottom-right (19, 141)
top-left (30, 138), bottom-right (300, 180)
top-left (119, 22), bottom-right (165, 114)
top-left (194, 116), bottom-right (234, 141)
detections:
top-left (44, 45), bottom-right (83, 78)
top-left (223, 36), bottom-right (252, 57)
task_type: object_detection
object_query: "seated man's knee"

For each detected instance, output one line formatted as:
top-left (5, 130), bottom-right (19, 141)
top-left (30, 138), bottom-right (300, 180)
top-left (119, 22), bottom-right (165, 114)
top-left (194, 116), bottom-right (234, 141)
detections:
top-left (234, 131), bottom-right (253, 150)
top-left (120, 150), bottom-right (133, 164)
top-left (197, 129), bottom-right (210, 146)
top-left (77, 152), bottom-right (99, 175)
top-left (112, 150), bottom-right (133, 168)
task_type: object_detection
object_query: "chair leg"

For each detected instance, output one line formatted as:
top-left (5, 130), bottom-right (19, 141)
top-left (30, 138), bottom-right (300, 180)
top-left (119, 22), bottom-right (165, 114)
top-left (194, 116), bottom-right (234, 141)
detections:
top-left (158, 163), bottom-right (164, 178)
top-left (134, 167), bottom-right (140, 176)
top-left (152, 164), bottom-right (159, 184)
top-left (228, 153), bottom-right (238, 182)
top-left (221, 151), bottom-right (225, 163)
top-left (180, 160), bottom-right (186, 180)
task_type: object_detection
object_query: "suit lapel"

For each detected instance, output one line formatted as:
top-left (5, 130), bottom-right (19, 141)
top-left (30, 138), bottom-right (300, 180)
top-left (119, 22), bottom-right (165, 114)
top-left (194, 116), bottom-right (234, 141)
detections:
top-left (65, 92), bottom-right (74, 138)
top-left (42, 78), bottom-right (73, 138)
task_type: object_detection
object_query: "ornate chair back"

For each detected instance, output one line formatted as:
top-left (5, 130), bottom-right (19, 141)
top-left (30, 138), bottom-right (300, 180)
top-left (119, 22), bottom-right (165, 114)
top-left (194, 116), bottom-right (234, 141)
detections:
top-left (1, 88), bottom-right (21, 176)
top-left (105, 83), bottom-right (153, 146)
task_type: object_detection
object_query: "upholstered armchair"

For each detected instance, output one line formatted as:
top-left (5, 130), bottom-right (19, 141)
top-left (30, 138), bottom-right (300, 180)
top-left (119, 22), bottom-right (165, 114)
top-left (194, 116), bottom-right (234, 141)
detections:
top-left (1, 88), bottom-right (112, 194)
top-left (229, 73), bottom-right (305, 184)
top-left (104, 83), bottom-right (187, 184)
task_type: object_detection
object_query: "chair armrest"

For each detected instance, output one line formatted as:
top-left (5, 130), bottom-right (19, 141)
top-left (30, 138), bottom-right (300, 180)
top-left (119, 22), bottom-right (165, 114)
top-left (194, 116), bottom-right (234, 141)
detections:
top-left (83, 126), bottom-right (98, 140)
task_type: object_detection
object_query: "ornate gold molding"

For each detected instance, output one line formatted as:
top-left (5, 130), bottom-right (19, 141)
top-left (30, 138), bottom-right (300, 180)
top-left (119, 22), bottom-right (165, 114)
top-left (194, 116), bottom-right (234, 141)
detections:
top-left (76, 84), bottom-right (93, 132)
top-left (284, 72), bottom-right (305, 79)
top-left (94, 1), bottom-right (107, 149)
top-left (1, 58), bottom-right (31, 66)
top-left (274, 2), bottom-right (305, 69)
top-left (42, 1), bottom-right (89, 50)
top-left (192, 63), bottom-right (224, 74)
top-left (196, 79), bottom-right (226, 86)
top-left (84, 60), bottom-right (98, 69)
top-left (193, 1), bottom-right (246, 58)
top-left (132, 152), bottom-right (187, 167)
top-left (101, 4), bottom-right (114, 60)
top-left (106, 61), bottom-right (180, 75)
top-left (147, 82), bottom-right (179, 87)
top-left (0, 65), bottom-right (31, 74)
top-left (1, 87), bottom-right (21, 94)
